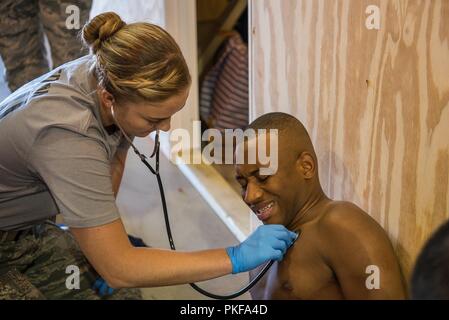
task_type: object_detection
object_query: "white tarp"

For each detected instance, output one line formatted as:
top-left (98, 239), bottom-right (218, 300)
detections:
top-left (90, 0), bottom-right (165, 26)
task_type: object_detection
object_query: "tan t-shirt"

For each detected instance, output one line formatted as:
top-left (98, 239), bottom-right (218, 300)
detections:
top-left (0, 55), bottom-right (125, 230)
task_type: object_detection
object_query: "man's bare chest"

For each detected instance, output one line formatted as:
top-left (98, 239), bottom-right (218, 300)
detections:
top-left (262, 235), bottom-right (343, 299)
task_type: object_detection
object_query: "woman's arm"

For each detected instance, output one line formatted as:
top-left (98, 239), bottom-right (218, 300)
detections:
top-left (70, 218), bottom-right (232, 288)
top-left (110, 143), bottom-right (129, 197)
top-left (71, 218), bottom-right (297, 289)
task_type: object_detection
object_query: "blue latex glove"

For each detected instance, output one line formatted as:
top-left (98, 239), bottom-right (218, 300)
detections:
top-left (93, 278), bottom-right (115, 297)
top-left (128, 234), bottom-right (149, 247)
top-left (226, 224), bottom-right (298, 274)
top-left (92, 235), bottom-right (149, 296)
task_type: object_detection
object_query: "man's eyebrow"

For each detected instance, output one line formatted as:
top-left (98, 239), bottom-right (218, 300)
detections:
top-left (236, 169), bottom-right (259, 179)
top-left (251, 169), bottom-right (261, 176)
top-left (145, 115), bottom-right (170, 121)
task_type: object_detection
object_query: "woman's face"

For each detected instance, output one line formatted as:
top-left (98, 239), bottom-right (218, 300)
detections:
top-left (107, 87), bottom-right (190, 137)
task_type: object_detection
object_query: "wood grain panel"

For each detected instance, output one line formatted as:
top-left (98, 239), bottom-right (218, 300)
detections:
top-left (250, 0), bottom-right (449, 279)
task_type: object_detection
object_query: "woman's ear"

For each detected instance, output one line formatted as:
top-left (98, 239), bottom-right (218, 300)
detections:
top-left (98, 88), bottom-right (115, 109)
top-left (296, 152), bottom-right (316, 179)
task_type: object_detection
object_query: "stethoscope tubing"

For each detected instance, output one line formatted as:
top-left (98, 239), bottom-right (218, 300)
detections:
top-left (111, 106), bottom-right (278, 299)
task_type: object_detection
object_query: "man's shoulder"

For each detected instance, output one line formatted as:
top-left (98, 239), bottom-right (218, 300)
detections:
top-left (318, 200), bottom-right (369, 221)
top-left (317, 200), bottom-right (385, 241)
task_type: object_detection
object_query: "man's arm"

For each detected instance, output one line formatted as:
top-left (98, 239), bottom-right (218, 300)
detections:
top-left (320, 203), bottom-right (406, 299)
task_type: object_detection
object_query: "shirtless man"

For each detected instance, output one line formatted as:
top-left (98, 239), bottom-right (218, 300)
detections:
top-left (234, 112), bottom-right (406, 300)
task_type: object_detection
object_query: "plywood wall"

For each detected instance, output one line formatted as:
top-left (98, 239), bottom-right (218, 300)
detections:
top-left (250, 0), bottom-right (449, 279)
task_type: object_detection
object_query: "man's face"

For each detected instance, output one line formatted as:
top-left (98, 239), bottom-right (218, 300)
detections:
top-left (234, 134), bottom-right (303, 226)
top-left (113, 87), bottom-right (190, 137)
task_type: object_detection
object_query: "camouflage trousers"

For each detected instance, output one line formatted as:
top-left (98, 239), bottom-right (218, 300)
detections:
top-left (0, 222), bottom-right (142, 300)
top-left (0, 0), bottom-right (92, 92)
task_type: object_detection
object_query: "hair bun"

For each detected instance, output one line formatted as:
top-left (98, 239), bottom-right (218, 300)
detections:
top-left (82, 12), bottom-right (126, 54)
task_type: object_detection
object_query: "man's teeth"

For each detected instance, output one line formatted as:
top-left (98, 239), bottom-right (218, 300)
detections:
top-left (257, 202), bottom-right (274, 215)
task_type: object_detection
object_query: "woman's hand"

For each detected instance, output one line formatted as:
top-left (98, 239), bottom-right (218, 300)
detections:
top-left (226, 225), bottom-right (298, 274)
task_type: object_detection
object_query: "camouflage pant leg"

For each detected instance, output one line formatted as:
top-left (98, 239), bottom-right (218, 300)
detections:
top-left (0, 0), bottom-right (49, 92)
top-left (0, 268), bottom-right (46, 300)
top-left (0, 224), bottom-right (142, 300)
top-left (38, 0), bottom-right (92, 68)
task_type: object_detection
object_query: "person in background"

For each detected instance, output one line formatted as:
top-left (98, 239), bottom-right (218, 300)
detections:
top-left (0, 0), bottom-right (92, 92)
top-left (411, 219), bottom-right (449, 299)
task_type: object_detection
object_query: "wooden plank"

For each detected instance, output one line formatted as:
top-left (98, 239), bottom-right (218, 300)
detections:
top-left (197, 0), bottom-right (229, 22)
top-left (164, 0), bottom-right (199, 135)
top-left (198, 0), bottom-right (248, 76)
top-left (250, 0), bottom-right (449, 279)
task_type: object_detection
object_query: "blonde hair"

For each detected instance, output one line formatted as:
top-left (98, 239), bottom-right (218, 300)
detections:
top-left (82, 12), bottom-right (191, 103)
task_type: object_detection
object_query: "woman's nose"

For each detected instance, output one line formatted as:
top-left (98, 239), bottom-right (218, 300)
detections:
top-left (157, 118), bottom-right (171, 132)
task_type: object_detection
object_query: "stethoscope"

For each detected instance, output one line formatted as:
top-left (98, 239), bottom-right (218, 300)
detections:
top-left (110, 105), bottom-right (299, 299)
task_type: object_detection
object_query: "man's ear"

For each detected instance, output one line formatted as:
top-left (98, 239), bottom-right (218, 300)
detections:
top-left (296, 152), bottom-right (316, 179)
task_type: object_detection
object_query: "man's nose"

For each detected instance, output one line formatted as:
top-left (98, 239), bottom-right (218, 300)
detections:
top-left (244, 181), bottom-right (263, 204)
top-left (157, 118), bottom-right (171, 132)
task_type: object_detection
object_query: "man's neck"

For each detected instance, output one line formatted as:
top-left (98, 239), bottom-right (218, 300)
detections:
top-left (287, 189), bottom-right (330, 231)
